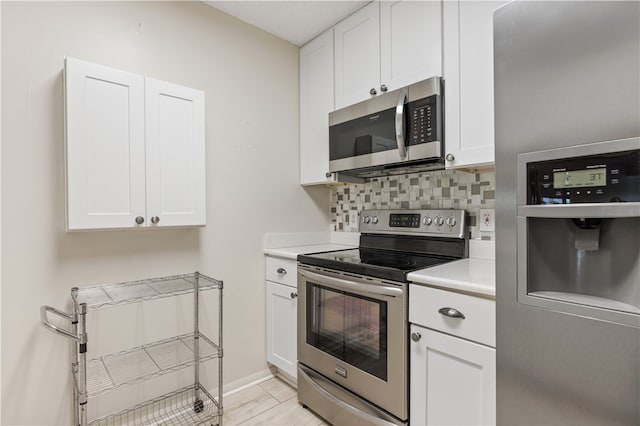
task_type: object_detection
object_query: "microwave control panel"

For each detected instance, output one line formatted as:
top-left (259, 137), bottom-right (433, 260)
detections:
top-left (527, 149), bottom-right (640, 204)
top-left (407, 94), bottom-right (442, 145)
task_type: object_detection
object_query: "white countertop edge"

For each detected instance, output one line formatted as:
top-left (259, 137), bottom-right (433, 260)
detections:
top-left (264, 243), bottom-right (355, 260)
top-left (407, 258), bottom-right (496, 298)
top-left (264, 231), bottom-right (360, 250)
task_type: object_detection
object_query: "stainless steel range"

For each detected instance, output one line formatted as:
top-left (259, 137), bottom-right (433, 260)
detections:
top-left (297, 209), bottom-right (468, 425)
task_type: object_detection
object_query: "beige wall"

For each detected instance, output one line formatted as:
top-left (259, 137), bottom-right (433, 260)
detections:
top-left (1, 2), bottom-right (329, 424)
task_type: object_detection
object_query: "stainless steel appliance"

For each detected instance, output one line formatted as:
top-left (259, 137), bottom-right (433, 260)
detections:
top-left (329, 77), bottom-right (444, 178)
top-left (494, 1), bottom-right (640, 424)
top-left (297, 209), bottom-right (468, 425)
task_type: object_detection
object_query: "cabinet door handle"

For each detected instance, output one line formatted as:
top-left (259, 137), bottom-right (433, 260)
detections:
top-left (446, 153), bottom-right (455, 162)
top-left (135, 216), bottom-right (144, 225)
top-left (411, 332), bottom-right (421, 342)
top-left (151, 216), bottom-right (160, 224)
top-left (370, 88), bottom-right (377, 96)
top-left (439, 307), bottom-right (466, 319)
top-left (380, 84), bottom-right (388, 92)
top-left (290, 292), bottom-right (298, 299)
top-left (277, 268), bottom-right (287, 275)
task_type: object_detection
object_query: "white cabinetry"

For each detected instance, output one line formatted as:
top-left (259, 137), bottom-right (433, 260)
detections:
top-left (334, 1), bottom-right (442, 110)
top-left (443, 1), bottom-right (508, 169)
top-left (265, 256), bottom-right (298, 380)
top-left (409, 284), bottom-right (496, 425)
top-left (300, 29), bottom-right (335, 185)
top-left (64, 57), bottom-right (205, 230)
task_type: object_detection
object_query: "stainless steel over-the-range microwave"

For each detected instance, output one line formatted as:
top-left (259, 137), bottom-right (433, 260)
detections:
top-left (329, 76), bottom-right (444, 178)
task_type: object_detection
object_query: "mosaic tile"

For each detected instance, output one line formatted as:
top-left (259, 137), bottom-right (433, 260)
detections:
top-left (330, 169), bottom-right (496, 239)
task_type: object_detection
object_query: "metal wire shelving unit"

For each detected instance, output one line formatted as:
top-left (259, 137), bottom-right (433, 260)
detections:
top-left (41, 272), bottom-right (223, 426)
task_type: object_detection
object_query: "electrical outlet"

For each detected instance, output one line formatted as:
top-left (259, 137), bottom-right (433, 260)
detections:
top-left (479, 209), bottom-right (495, 232)
top-left (349, 212), bottom-right (359, 228)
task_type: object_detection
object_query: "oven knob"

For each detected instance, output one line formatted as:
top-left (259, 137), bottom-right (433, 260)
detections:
top-left (435, 216), bottom-right (445, 226)
top-left (446, 216), bottom-right (457, 227)
top-left (423, 216), bottom-right (432, 226)
top-left (364, 216), bottom-right (371, 224)
top-left (372, 216), bottom-right (378, 224)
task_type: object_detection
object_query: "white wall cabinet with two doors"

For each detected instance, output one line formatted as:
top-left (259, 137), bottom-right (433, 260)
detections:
top-left (334, 0), bottom-right (443, 110)
top-left (65, 57), bottom-right (206, 231)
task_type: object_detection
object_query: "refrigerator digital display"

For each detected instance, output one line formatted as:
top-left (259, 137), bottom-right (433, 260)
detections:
top-left (553, 168), bottom-right (607, 189)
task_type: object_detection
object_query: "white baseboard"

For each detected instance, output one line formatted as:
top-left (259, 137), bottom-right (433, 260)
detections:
top-left (222, 368), bottom-right (276, 397)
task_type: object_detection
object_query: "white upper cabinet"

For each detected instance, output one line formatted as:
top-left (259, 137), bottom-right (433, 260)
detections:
top-left (334, 1), bottom-right (443, 110)
top-left (300, 29), bottom-right (335, 185)
top-left (380, 0), bottom-right (442, 92)
top-left (145, 78), bottom-right (206, 227)
top-left (443, 1), bottom-right (508, 169)
top-left (64, 57), bottom-right (206, 230)
top-left (334, 2), bottom-right (380, 110)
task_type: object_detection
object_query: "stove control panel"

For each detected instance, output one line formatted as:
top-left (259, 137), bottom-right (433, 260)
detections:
top-left (359, 209), bottom-right (467, 238)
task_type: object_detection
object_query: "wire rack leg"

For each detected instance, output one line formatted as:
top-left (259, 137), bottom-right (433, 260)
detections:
top-left (71, 288), bottom-right (80, 426)
top-left (194, 271), bottom-right (202, 413)
top-left (78, 302), bottom-right (88, 426)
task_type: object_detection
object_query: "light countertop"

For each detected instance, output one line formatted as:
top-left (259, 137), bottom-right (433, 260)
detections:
top-left (264, 244), bottom-right (355, 260)
top-left (407, 258), bottom-right (496, 298)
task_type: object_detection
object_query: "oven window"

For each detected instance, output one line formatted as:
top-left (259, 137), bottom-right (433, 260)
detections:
top-left (306, 283), bottom-right (388, 381)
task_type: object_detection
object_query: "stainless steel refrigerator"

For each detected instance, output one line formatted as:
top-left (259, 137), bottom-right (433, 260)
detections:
top-left (494, 1), bottom-right (640, 425)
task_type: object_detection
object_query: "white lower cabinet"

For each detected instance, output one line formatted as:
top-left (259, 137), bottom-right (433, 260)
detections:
top-left (410, 324), bottom-right (496, 425)
top-left (409, 284), bottom-right (496, 425)
top-left (265, 256), bottom-right (298, 380)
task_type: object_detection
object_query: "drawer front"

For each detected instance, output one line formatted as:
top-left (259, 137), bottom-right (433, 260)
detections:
top-left (265, 256), bottom-right (297, 288)
top-left (409, 284), bottom-right (495, 347)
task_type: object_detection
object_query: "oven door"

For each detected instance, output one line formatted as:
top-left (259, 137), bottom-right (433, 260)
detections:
top-left (297, 265), bottom-right (407, 421)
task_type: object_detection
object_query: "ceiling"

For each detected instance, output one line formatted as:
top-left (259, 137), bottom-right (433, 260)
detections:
top-left (204, 1), bottom-right (369, 46)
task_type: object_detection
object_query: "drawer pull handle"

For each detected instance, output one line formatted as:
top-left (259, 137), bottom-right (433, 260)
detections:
top-left (277, 268), bottom-right (287, 275)
top-left (439, 307), bottom-right (466, 319)
top-left (290, 292), bottom-right (298, 299)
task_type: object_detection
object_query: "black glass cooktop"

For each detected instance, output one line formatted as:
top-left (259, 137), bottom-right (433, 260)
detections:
top-left (298, 248), bottom-right (453, 282)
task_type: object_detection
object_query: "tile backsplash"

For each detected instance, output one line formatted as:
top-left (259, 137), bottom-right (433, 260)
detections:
top-left (330, 169), bottom-right (496, 240)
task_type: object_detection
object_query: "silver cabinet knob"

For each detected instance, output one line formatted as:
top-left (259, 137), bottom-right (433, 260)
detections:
top-left (411, 332), bottom-right (422, 342)
top-left (135, 216), bottom-right (144, 225)
top-left (370, 88), bottom-right (377, 96)
top-left (446, 153), bottom-right (455, 162)
top-left (326, 172), bottom-right (332, 178)
top-left (151, 216), bottom-right (160, 224)
top-left (290, 292), bottom-right (298, 299)
top-left (277, 268), bottom-right (287, 275)
top-left (380, 84), bottom-right (388, 92)
top-left (439, 307), bottom-right (466, 319)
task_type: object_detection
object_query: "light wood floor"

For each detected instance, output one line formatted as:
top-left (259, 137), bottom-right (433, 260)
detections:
top-left (223, 377), bottom-right (326, 425)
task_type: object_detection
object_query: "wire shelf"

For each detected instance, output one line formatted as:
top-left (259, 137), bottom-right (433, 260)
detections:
top-left (85, 333), bottom-right (220, 398)
top-left (73, 273), bottom-right (222, 310)
top-left (88, 384), bottom-right (221, 426)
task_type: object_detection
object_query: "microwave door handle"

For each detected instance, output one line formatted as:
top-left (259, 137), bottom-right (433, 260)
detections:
top-left (395, 88), bottom-right (408, 160)
top-left (299, 269), bottom-right (403, 298)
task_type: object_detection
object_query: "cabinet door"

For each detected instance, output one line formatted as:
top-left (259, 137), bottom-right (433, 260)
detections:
top-left (410, 324), bottom-right (496, 425)
top-left (334, 2), bottom-right (380, 110)
top-left (300, 29), bottom-right (335, 185)
top-left (380, 0), bottom-right (442, 91)
top-left (65, 57), bottom-right (146, 230)
top-left (145, 78), bottom-right (206, 227)
top-left (266, 281), bottom-right (298, 379)
top-left (444, 1), bottom-right (507, 169)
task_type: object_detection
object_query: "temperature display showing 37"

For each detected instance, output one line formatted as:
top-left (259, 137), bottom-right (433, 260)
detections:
top-left (553, 168), bottom-right (607, 189)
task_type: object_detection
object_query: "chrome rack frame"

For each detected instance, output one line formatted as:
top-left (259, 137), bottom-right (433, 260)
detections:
top-left (41, 272), bottom-right (223, 426)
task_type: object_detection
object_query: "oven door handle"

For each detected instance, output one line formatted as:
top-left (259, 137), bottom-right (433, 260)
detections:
top-left (299, 270), bottom-right (404, 297)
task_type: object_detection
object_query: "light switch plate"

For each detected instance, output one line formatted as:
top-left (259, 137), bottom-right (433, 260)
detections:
top-left (480, 209), bottom-right (495, 232)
